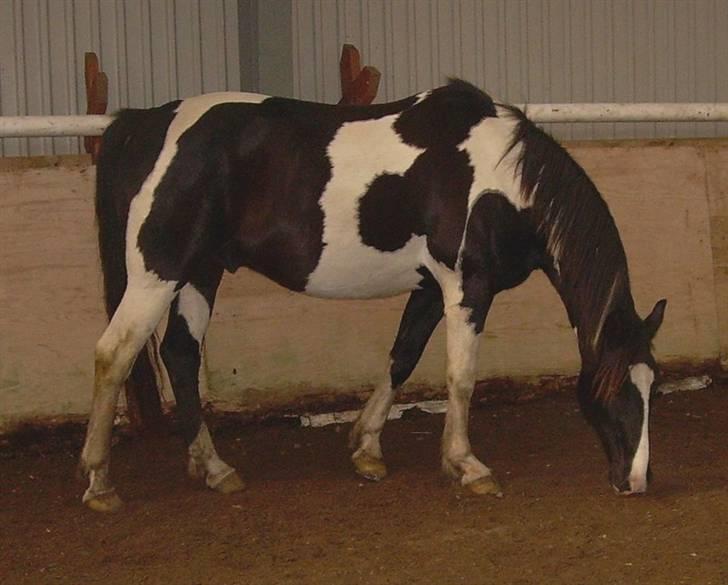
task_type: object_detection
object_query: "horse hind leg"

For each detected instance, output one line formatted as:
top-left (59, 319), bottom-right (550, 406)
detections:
top-left (160, 277), bottom-right (244, 495)
top-left (350, 279), bottom-right (443, 481)
top-left (81, 282), bottom-right (177, 511)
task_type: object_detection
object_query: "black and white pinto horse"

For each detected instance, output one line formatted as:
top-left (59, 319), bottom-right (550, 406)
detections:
top-left (81, 80), bottom-right (666, 511)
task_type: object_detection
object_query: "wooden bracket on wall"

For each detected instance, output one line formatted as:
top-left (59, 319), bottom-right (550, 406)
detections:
top-left (338, 44), bottom-right (381, 105)
top-left (84, 52), bottom-right (108, 163)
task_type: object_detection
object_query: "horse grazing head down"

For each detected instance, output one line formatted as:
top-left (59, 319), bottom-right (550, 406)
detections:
top-left (578, 299), bottom-right (667, 495)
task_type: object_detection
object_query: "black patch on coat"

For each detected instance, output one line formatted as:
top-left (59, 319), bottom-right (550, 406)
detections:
top-left (137, 103), bottom-right (254, 284)
top-left (138, 95), bottom-right (421, 290)
top-left (358, 173), bottom-right (416, 251)
top-left (96, 101), bottom-right (181, 312)
top-left (160, 264), bottom-right (223, 445)
top-left (416, 148), bottom-right (474, 268)
top-left (357, 147), bottom-right (473, 265)
top-left (459, 191), bottom-right (546, 332)
top-left (389, 268), bottom-right (444, 388)
top-left (394, 79), bottom-right (497, 149)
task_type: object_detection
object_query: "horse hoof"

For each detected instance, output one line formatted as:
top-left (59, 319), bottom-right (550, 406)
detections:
top-left (465, 475), bottom-right (503, 497)
top-left (352, 452), bottom-right (388, 481)
top-left (212, 471), bottom-right (246, 494)
top-left (83, 490), bottom-right (123, 513)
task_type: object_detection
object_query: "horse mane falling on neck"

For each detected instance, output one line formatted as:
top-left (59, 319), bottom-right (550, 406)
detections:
top-left (502, 104), bottom-right (646, 401)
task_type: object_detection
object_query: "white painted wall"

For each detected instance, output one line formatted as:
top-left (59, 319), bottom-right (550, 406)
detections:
top-left (0, 0), bottom-right (241, 156)
top-left (2, 141), bottom-right (727, 431)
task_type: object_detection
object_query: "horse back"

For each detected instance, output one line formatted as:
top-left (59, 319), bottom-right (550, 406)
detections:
top-left (104, 83), bottom-right (536, 297)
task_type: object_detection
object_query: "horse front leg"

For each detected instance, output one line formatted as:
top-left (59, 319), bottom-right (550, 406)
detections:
top-left (440, 292), bottom-right (502, 497)
top-left (350, 277), bottom-right (443, 480)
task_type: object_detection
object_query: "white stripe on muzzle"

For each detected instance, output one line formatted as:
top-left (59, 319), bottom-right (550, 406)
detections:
top-left (628, 363), bottom-right (654, 493)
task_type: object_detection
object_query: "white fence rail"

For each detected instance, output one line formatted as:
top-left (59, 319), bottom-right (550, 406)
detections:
top-left (2, 104), bottom-right (728, 139)
top-left (0, 116), bottom-right (112, 138)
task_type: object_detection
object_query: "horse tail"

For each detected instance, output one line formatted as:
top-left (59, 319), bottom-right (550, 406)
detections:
top-left (95, 114), bottom-right (130, 318)
top-left (95, 111), bottom-right (165, 425)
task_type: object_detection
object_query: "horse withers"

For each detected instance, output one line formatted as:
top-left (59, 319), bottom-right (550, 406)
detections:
top-left (80, 80), bottom-right (665, 511)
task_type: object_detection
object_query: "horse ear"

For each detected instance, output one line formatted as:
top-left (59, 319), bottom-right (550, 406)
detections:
top-left (644, 299), bottom-right (667, 339)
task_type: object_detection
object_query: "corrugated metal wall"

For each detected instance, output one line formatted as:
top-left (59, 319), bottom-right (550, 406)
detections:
top-left (0, 0), bottom-right (240, 156)
top-left (292, 0), bottom-right (728, 140)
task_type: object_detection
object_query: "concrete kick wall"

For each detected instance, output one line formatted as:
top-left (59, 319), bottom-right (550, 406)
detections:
top-left (1, 141), bottom-right (726, 429)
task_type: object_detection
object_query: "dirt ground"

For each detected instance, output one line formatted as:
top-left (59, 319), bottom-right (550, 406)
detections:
top-left (1, 383), bottom-right (726, 585)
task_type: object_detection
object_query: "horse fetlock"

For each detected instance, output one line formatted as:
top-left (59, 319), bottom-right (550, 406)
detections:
top-left (207, 467), bottom-right (245, 494)
top-left (82, 466), bottom-right (123, 512)
top-left (442, 452), bottom-right (497, 490)
top-left (83, 486), bottom-right (124, 512)
top-left (349, 422), bottom-right (383, 455)
top-left (188, 453), bottom-right (245, 494)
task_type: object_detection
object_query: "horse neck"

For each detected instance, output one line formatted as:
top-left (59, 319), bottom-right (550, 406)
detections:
top-left (541, 227), bottom-right (639, 370)
top-left (505, 107), bottom-right (641, 369)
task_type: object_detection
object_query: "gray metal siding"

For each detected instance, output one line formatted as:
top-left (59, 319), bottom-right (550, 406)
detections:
top-left (292, 0), bottom-right (728, 140)
top-left (0, 0), bottom-right (241, 156)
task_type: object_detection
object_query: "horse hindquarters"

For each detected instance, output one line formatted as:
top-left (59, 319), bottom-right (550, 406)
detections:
top-left (81, 114), bottom-right (178, 511)
top-left (81, 107), bottom-right (241, 511)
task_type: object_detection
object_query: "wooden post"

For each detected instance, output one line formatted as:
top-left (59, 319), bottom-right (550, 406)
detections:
top-left (338, 44), bottom-right (381, 105)
top-left (83, 52), bottom-right (108, 163)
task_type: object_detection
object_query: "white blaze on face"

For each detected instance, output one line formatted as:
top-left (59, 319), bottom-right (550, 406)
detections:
top-left (628, 363), bottom-right (654, 492)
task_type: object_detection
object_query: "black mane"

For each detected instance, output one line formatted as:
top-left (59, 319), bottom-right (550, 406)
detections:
top-left (503, 106), bottom-right (642, 398)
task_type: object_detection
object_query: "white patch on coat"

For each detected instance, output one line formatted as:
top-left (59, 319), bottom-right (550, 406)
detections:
top-left (628, 362), bottom-right (654, 492)
top-left (177, 284), bottom-right (211, 344)
top-left (440, 300), bottom-right (493, 484)
top-left (126, 92), bottom-right (268, 286)
top-left (423, 262), bottom-right (493, 484)
top-left (305, 115), bottom-right (427, 298)
top-left (351, 360), bottom-right (396, 460)
top-left (413, 91), bottom-right (431, 104)
top-left (459, 106), bottom-right (528, 212)
top-left (188, 422), bottom-right (237, 488)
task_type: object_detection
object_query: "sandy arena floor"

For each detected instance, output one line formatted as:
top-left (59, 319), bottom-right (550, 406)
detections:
top-left (1, 383), bottom-right (726, 585)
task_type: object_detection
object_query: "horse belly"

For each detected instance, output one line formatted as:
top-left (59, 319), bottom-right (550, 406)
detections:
top-left (304, 235), bottom-right (426, 299)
